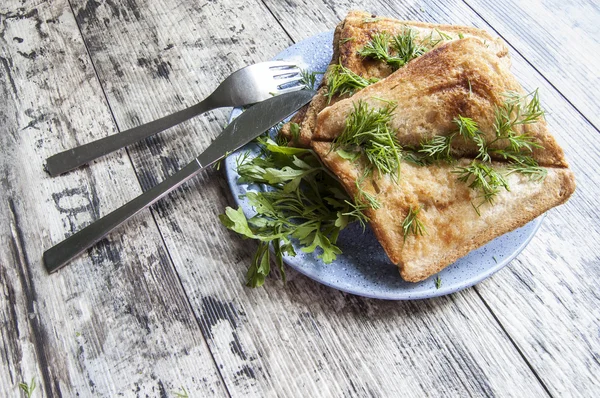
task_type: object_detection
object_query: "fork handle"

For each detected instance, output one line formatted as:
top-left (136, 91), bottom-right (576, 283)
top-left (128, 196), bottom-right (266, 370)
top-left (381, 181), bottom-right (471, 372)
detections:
top-left (45, 96), bottom-right (217, 176)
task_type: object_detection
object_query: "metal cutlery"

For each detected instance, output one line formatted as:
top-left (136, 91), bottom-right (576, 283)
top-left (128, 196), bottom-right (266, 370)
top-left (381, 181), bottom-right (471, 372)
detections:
top-left (43, 89), bottom-right (316, 273)
top-left (45, 61), bottom-right (304, 176)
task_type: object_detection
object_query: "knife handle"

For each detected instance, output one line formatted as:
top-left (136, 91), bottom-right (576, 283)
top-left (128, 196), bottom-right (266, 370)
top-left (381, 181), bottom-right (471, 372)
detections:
top-left (43, 159), bottom-right (203, 273)
top-left (45, 97), bottom-right (216, 177)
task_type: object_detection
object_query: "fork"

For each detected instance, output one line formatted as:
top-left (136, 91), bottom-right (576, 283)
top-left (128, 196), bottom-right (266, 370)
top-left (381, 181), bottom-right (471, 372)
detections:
top-left (45, 60), bottom-right (304, 176)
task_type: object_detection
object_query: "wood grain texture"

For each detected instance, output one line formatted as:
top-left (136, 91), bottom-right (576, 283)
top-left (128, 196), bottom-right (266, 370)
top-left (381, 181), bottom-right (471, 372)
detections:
top-left (0, 1), bottom-right (225, 396)
top-left (464, 0), bottom-right (600, 130)
top-left (264, 0), bottom-right (600, 394)
top-left (1, 0), bottom-right (598, 396)
top-left (67, 0), bottom-right (573, 396)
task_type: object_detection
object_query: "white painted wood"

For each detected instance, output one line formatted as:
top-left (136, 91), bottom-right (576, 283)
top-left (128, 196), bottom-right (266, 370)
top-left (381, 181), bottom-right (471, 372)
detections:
top-left (464, 0), bottom-right (600, 129)
top-left (66, 0), bottom-right (573, 396)
top-left (0, 1), bottom-right (225, 396)
top-left (1, 0), bottom-right (598, 396)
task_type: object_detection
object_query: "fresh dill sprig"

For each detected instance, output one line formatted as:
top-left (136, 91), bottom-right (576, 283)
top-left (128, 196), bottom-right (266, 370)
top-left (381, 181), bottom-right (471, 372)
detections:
top-left (333, 101), bottom-right (402, 181)
top-left (413, 88), bottom-right (546, 208)
top-left (357, 32), bottom-right (393, 62)
top-left (354, 170), bottom-right (382, 210)
top-left (358, 30), bottom-right (426, 71)
top-left (391, 29), bottom-right (427, 65)
top-left (402, 205), bottom-right (426, 240)
top-left (300, 69), bottom-right (323, 91)
top-left (435, 275), bottom-right (442, 289)
top-left (325, 63), bottom-right (379, 103)
top-left (341, 200), bottom-right (371, 230)
top-left (506, 156), bottom-right (548, 181)
top-left (419, 134), bottom-right (455, 161)
top-left (454, 116), bottom-right (489, 161)
top-left (220, 137), bottom-right (367, 287)
top-left (454, 161), bottom-right (510, 209)
top-left (494, 89), bottom-right (545, 139)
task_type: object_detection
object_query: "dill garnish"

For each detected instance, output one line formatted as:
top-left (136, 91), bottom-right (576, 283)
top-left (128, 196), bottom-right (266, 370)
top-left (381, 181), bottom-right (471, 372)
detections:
top-left (454, 160), bottom-right (510, 210)
top-left (325, 63), bottom-right (379, 103)
top-left (419, 134), bottom-right (455, 162)
top-left (300, 69), bottom-right (323, 91)
top-left (332, 101), bottom-right (402, 182)
top-left (391, 29), bottom-right (427, 65)
top-left (402, 205), bottom-right (427, 240)
top-left (414, 90), bottom-right (547, 207)
top-left (358, 30), bottom-right (427, 71)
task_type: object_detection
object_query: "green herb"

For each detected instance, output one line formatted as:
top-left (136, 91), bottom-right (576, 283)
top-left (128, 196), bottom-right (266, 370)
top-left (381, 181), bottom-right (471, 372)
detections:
top-left (435, 29), bottom-right (453, 41)
top-left (363, 17), bottom-right (382, 23)
top-left (506, 157), bottom-right (548, 181)
top-left (340, 37), bottom-right (355, 44)
top-left (495, 90), bottom-right (544, 138)
top-left (325, 63), bottom-right (379, 103)
top-left (173, 387), bottom-right (189, 398)
top-left (391, 29), bottom-right (427, 65)
top-left (288, 122), bottom-right (301, 144)
top-left (358, 30), bottom-right (426, 71)
top-left (19, 378), bottom-right (36, 398)
top-left (454, 116), bottom-right (488, 161)
top-left (458, 32), bottom-right (465, 39)
top-left (402, 205), bottom-right (426, 240)
top-left (354, 170), bottom-right (382, 210)
top-left (422, 28), bottom-right (453, 48)
top-left (300, 69), bottom-right (323, 91)
top-left (419, 134), bottom-right (455, 161)
top-left (358, 32), bottom-right (397, 64)
top-left (333, 101), bottom-right (402, 181)
top-left (220, 137), bottom-right (366, 287)
top-left (454, 161), bottom-right (510, 210)
top-left (435, 275), bottom-right (442, 289)
top-left (414, 89), bottom-right (547, 208)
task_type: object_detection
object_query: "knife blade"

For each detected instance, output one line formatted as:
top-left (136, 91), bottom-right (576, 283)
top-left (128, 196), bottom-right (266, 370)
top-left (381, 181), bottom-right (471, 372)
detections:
top-left (43, 90), bottom-right (315, 273)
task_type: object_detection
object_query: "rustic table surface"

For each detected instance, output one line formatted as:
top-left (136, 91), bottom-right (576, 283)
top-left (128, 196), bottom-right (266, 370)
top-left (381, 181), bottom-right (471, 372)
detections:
top-left (1, 0), bottom-right (599, 397)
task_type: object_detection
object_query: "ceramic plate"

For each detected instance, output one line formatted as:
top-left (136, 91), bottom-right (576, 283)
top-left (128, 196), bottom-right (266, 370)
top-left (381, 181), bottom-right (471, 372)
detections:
top-left (224, 31), bottom-right (543, 300)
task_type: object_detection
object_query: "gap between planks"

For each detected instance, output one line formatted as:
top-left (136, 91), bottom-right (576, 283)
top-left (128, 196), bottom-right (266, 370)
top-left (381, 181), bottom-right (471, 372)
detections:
top-left (59, 0), bottom-right (234, 394)
top-left (256, 0), bottom-right (587, 395)
top-left (460, 0), bottom-right (600, 134)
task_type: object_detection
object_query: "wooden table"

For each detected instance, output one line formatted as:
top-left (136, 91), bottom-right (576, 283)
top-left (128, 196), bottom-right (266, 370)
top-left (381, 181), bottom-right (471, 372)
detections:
top-left (1, 0), bottom-right (598, 396)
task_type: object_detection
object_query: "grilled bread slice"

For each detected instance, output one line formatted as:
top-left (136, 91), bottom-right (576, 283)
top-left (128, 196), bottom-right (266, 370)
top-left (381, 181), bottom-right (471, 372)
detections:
top-left (313, 142), bottom-right (576, 282)
top-left (280, 10), bottom-right (508, 147)
top-left (314, 38), bottom-right (567, 167)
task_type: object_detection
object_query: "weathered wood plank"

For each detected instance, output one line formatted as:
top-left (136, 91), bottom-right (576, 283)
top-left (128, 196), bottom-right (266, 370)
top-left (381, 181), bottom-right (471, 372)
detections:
top-left (264, 0), bottom-right (600, 394)
top-left (0, 1), bottom-right (225, 396)
top-left (68, 0), bottom-right (567, 395)
top-left (464, 0), bottom-right (600, 129)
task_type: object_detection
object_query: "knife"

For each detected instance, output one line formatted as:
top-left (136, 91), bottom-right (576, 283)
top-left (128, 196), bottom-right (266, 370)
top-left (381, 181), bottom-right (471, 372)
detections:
top-left (43, 90), bottom-right (315, 273)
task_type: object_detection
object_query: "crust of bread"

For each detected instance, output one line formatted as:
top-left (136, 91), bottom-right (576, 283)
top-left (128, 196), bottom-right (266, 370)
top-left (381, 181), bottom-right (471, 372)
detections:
top-left (312, 141), bottom-right (576, 282)
top-left (279, 10), bottom-right (508, 147)
top-left (314, 38), bottom-right (567, 167)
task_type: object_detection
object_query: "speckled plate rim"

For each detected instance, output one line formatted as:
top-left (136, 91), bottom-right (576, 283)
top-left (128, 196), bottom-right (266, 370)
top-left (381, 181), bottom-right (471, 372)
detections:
top-left (224, 31), bottom-right (544, 300)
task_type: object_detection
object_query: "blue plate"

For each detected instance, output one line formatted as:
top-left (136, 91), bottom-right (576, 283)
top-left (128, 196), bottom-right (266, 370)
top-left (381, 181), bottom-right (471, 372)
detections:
top-left (224, 31), bottom-right (543, 300)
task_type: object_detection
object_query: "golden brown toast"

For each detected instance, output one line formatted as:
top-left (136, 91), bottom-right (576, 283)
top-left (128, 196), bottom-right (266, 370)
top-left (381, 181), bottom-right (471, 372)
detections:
top-left (280, 10), bottom-right (509, 147)
top-left (314, 38), bottom-right (567, 167)
top-left (313, 142), bottom-right (576, 282)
